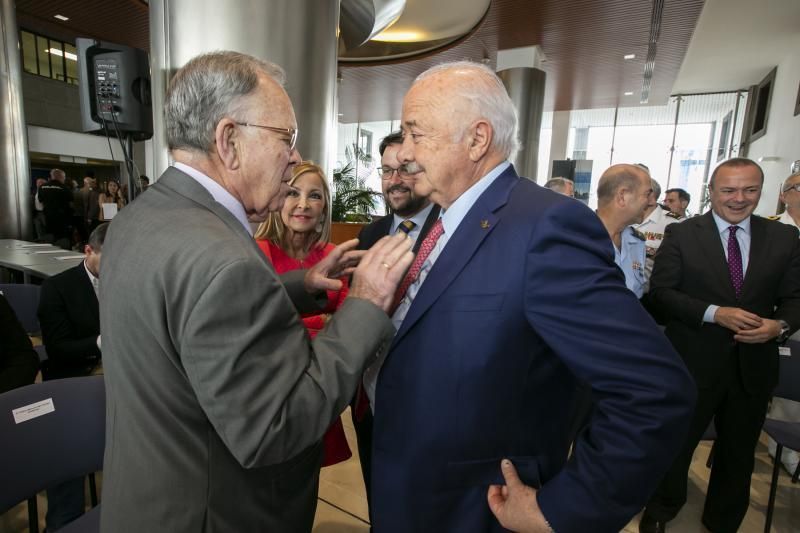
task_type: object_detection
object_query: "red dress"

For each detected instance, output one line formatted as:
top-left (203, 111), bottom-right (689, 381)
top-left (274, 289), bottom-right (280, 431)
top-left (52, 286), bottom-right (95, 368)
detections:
top-left (256, 239), bottom-right (352, 467)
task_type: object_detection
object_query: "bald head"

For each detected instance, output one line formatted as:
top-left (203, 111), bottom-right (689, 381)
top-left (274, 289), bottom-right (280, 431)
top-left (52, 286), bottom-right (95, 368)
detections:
top-left (597, 165), bottom-right (650, 206)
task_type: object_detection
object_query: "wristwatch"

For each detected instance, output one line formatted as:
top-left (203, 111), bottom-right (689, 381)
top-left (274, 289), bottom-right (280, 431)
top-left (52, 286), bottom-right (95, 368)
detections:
top-left (776, 319), bottom-right (791, 343)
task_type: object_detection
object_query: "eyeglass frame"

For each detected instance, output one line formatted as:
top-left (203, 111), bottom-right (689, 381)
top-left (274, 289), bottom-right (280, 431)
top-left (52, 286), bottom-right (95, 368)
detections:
top-left (378, 165), bottom-right (416, 180)
top-left (235, 122), bottom-right (298, 151)
top-left (782, 183), bottom-right (800, 193)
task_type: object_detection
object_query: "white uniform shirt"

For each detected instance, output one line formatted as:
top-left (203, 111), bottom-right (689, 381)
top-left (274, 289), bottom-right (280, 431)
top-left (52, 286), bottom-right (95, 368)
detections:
top-left (635, 205), bottom-right (683, 289)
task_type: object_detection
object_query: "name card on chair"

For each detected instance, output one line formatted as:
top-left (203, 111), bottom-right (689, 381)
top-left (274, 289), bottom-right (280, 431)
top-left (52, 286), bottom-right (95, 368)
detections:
top-left (12, 398), bottom-right (55, 424)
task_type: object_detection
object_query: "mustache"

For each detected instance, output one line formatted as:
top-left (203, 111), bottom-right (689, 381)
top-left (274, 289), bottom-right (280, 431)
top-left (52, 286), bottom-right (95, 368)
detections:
top-left (402, 161), bottom-right (422, 175)
top-left (387, 184), bottom-right (412, 194)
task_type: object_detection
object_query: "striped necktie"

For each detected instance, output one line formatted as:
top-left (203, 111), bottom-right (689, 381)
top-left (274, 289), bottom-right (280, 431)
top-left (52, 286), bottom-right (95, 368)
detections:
top-left (397, 219), bottom-right (416, 235)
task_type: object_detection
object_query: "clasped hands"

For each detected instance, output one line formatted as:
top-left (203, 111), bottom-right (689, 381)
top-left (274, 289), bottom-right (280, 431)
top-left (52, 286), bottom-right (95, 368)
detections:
top-left (303, 232), bottom-right (414, 313)
top-left (714, 307), bottom-right (782, 343)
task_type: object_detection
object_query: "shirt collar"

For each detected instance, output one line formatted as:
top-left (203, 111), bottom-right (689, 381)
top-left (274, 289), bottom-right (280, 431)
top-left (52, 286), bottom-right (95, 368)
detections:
top-left (83, 260), bottom-right (98, 287)
top-left (711, 210), bottom-right (751, 236)
top-left (391, 202), bottom-right (435, 234)
top-left (173, 162), bottom-right (253, 236)
top-left (440, 161), bottom-right (510, 237)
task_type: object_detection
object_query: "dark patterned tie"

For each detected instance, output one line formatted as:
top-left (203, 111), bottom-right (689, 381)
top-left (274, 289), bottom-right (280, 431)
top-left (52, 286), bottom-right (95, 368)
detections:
top-left (727, 225), bottom-right (744, 299)
top-left (397, 219), bottom-right (416, 235)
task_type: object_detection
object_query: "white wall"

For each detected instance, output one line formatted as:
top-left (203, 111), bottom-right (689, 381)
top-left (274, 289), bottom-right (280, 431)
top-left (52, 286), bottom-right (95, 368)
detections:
top-left (747, 33), bottom-right (800, 216)
top-left (27, 125), bottom-right (126, 161)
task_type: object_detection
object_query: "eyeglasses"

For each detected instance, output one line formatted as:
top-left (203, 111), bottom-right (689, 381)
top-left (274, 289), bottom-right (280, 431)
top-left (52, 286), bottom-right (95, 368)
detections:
top-left (235, 122), bottom-right (298, 151)
top-left (783, 183), bottom-right (800, 193)
top-left (379, 165), bottom-right (415, 180)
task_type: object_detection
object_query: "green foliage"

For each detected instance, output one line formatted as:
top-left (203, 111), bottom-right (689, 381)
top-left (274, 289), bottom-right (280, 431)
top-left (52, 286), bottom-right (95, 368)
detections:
top-left (331, 144), bottom-right (382, 222)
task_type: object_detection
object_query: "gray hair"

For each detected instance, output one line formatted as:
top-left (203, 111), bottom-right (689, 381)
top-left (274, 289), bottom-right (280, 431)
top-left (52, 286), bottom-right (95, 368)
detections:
top-left (88, 223), bottom-right (109, 251)
top-left (165, 51), bottom-right (286, 153)
top-left (782, 172), bottom-right (800, 190)
top-left (650, 178), bottom-right (661, 200)
top-left (544, 177), bottom-right (572, 193)
top-left (415, 61), bottom-right (520, 160)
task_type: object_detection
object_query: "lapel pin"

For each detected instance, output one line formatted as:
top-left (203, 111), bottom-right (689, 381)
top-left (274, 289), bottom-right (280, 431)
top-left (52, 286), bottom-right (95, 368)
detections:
top-left (480, 220), bottom-right (490, 229)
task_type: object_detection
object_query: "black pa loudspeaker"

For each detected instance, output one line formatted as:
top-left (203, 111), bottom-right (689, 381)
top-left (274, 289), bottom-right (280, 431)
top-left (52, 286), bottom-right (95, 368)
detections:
top-left (77, 38), bottom-right (153, 141)
top-left (551, 159), bottom-right (577, 181)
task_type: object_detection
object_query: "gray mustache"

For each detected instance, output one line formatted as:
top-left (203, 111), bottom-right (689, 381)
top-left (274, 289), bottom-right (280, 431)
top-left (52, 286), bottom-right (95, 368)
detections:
top-left (403, 162), bottom-right (422, 175)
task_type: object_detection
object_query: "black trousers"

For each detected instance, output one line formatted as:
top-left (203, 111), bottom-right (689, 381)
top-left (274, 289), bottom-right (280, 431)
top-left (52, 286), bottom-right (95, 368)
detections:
top-left (351, 404), bottom-right (374, 529)
top-left (645, 353), bottom-right (770, 532)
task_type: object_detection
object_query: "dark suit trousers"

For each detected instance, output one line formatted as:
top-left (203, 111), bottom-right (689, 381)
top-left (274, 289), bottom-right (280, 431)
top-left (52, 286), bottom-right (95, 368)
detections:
top-left (646, 351), bottom-right (770, 532)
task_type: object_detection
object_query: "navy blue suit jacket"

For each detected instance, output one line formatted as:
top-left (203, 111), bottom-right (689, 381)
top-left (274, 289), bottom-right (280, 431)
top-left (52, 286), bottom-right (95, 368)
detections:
top-left (371, 166), bottom-right (696, 532)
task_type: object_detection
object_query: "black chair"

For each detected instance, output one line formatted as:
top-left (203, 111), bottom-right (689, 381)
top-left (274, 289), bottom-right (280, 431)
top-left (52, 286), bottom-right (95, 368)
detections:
top-left (0, 283), bottom-right (42, 335)
top-left (763, 339), bottom-right (800, 533)
top-left (0, 376), bottom-right (105, 533)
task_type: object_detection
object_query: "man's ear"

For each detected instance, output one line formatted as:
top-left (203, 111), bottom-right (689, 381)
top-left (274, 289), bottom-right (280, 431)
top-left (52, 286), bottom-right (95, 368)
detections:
top-left (467, 120), bottom-right (493, 162)
top-left (215, 118), bottom-right (240, 170)
top-left (616, 188), bottom-right (629, 207)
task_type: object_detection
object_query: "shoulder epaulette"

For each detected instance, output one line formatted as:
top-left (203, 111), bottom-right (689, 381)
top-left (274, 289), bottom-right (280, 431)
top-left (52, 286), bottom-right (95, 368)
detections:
top-left (632, 228), bottom-right (646, 241)
top-left (766, 215), bottom-right (781, 221)
top-left (665, 211), bottom-right (682, 219)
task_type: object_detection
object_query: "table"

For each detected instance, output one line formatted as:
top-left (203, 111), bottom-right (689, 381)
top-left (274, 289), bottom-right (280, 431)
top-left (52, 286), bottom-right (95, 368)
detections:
top-left (0, 240), bottom-right (85, 282)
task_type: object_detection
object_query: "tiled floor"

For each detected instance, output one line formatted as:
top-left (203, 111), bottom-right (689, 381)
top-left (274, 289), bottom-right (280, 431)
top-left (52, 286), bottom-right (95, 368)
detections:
top-left (2, 409), bottom-right (799, 532)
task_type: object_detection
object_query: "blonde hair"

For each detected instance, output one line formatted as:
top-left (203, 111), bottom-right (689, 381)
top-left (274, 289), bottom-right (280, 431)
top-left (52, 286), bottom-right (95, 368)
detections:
top-left (254, 161), bottom-right (331, 250)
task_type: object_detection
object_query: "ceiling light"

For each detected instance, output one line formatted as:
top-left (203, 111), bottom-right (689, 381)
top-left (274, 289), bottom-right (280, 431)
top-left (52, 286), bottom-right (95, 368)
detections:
top-left (48, 48), bottom-right (78, 61)
top-left (54, 14), bottom-right (69, 21)
top-left (624, 91), bottom-right (634, 96)
top-left (623, 54), bottom-right (636, 60)
top-left (371, 30), bottom-right (427, 43)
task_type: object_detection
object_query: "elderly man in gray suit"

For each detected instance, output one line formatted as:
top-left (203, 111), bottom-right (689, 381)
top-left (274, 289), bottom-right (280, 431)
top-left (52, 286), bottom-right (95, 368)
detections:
top-left (99, 51), bottom-right (413, 533)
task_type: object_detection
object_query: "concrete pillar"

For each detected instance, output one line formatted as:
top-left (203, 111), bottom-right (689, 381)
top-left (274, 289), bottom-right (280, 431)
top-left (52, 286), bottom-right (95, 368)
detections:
top-left (497, 46), bottom-right (546, 180)
top-left (548, 111), bottom-right (571, 178)
top-left (0, 0), bottom-right (32, 239)
top-left (148, 0), bottom-right (340, 178)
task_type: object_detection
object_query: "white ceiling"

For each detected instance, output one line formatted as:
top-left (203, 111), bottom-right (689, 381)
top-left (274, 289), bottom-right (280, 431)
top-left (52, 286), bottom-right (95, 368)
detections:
top-left (673, 0), bottom-right (800, 94)
top-left (374, 0), bottom-right (490, 42)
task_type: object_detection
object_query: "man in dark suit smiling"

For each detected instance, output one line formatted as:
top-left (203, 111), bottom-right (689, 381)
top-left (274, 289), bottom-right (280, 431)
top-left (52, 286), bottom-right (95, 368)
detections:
top-left (641, 158), bottom-right (800, 533)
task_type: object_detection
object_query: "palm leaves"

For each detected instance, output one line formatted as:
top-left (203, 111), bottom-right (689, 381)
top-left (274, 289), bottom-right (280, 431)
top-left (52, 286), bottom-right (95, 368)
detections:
top-left (331, 144), bottom-right (382, 222)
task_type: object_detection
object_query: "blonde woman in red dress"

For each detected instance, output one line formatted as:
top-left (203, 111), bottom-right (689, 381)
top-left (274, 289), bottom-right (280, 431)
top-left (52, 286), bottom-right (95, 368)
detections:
top-left (254, 161), bottom-right (352, 466)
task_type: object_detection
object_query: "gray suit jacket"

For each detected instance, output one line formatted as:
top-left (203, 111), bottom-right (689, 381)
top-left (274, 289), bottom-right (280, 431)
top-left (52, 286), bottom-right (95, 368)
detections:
top-left (99, 166), bottom-right (393, 532)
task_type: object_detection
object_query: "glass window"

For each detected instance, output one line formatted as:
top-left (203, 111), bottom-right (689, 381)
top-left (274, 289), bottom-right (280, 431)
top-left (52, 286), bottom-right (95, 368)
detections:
top-left (21, 31), bottom-right (37, 74)
top-left (36, 35), bottom-right (50, 78)
top-left (20, 30), bottom-right (79, 85)
top-left (64, 43), bottom-right (78, 84)
top-left (49, 40), bottom-right (65, 81)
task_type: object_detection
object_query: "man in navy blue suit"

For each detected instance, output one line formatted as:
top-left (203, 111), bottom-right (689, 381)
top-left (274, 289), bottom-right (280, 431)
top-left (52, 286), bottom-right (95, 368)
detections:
top-left (368, 61), bottom-right (697, 533)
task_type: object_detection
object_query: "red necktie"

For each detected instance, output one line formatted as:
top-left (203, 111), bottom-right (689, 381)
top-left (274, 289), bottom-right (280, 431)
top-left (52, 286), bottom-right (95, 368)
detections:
top-left (352, 219), bottom-right (421, 422)
top-left (392, 219), bottom-right (444, 312)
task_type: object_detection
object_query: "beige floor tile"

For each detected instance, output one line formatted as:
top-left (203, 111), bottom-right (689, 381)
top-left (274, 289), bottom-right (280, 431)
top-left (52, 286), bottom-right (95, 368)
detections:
top-left (313, 498), bottom-right (370, 533)
top-left (318, 409), bottom-right (370, 523)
